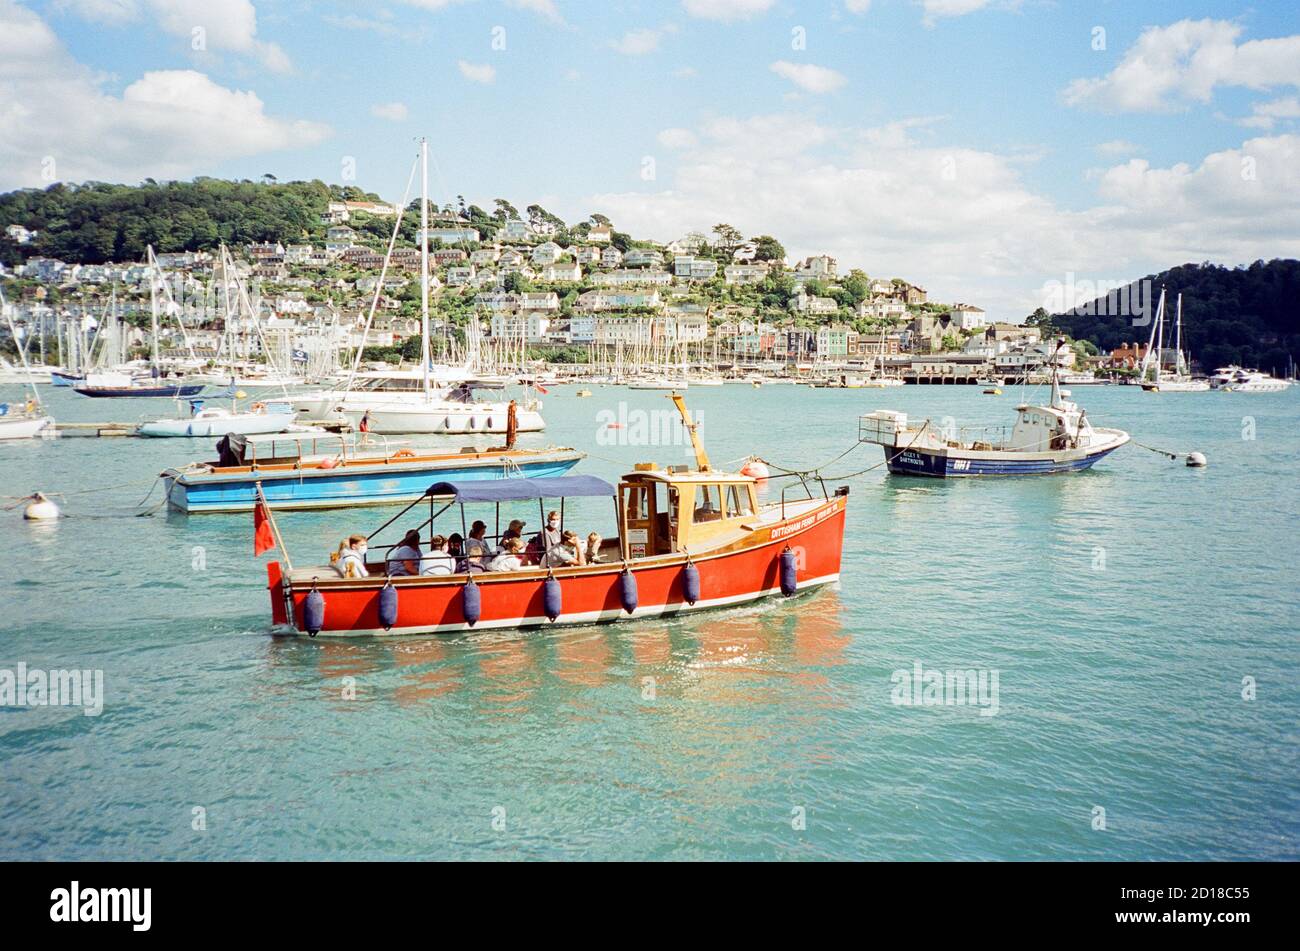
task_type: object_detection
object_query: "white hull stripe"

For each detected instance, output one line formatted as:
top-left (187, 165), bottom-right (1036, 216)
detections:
top-left (291, 573), bottom-right (841, 637)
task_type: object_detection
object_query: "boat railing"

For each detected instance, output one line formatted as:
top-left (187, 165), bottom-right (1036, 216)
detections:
top-left (954, 424), bottom-right (1011, 448)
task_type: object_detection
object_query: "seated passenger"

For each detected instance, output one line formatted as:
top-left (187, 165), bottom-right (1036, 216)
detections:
top-left (585, 532), bottom-right (603, 564)
top-left (486, 537), bottom-right (525, 572)
top-left (419, 535), bottom-right (456, 576)
top-left (330, 534), bottom-right (369, 578)
top-left (446, 532), bottom-right (467, 572)
top-left (499, 518), bottom-right (527, 555)
top-left (542, 530), bottom-right (582, 568)
top-left (387, 529), bottom-right (422, 576)
top-left (463, 520), bottom-right (492, 570)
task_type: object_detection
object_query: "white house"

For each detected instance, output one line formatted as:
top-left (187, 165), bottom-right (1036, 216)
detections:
top-left (418, 226), bottom-right (480, 244)
top-left (949, 304), bottom-right (988, 330)
top-left (723, 263), bottom-right (770, 285)
top-left (588, 223), bottom-right (613, 244)
top-left (491, 312), bottom-right (551, 342)
top-left (531, 241), bottom-right (563, 265)
top-left (623, 248), bottom-right (664, 268)
top-left (590, 269), bottom-right (673, 287)
top-left (520, 292), bottom-right (560, 312)
top-left (539, 261), bottom-right (581, 282)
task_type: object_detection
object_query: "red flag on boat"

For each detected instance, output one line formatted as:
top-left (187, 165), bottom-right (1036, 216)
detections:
top-left (533, 382), bottom-right (549, 394)
top-left (359, 411), bottom-right (371, 433)
top-left (253, 501), bottom-right (275, 556)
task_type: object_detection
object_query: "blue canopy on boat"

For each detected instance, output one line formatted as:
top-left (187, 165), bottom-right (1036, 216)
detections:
top-left (425, 475), bottom-right (616, 502)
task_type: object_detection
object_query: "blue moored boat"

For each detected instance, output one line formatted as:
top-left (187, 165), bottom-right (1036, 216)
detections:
top-left (162, 431), bottom-right (585, 513)
top-left (858, 344), bottom-right (1129, 478)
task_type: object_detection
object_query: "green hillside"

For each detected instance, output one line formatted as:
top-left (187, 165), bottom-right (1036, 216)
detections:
top-left (1051, 260), bottom-right (1299, 372)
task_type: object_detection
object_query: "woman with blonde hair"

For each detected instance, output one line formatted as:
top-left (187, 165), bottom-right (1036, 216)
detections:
top-left (329, 534), bottom-right (370, 578)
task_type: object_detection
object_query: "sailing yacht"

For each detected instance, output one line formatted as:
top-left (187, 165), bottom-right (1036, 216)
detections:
top-left (0, 291), bottom-right (54, 439)
top-left (1140, 290), bottom-right (1209, 392)
top-left (306, 139), bottom-right (546, 435)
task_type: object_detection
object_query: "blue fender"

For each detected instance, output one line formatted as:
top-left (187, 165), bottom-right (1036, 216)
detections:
top-left (682, 563), bottom-right (700, 606)
top-left (779, 547), bottom-right (798, 597)
top-left (303, 587), bottom-right (325, 636)
top-left (378, 581), bottom-right (398, 631)
top-left (461, 578), bottom-right (481, 627)
top-left (619, 568), bottom-right (638, 615)
top-left (543, 576), bottom-right (562, 622)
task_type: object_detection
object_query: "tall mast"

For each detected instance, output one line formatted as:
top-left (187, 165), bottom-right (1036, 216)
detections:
top-left (420, 137), bottom-right (431, 400)
top-left (1175, 292), bottom-right (1183, 375)
top-left (148, 246), bottom-right (160, 369)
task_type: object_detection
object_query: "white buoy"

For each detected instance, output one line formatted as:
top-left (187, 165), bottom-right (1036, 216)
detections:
top-left (23, 491), bottom-right (60, 520)
top-left (1186, 451), bottom-right (1207, 468)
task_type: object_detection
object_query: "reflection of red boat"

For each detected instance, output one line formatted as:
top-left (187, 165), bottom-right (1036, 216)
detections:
top-left (264, 397), bottom-right (849, 637)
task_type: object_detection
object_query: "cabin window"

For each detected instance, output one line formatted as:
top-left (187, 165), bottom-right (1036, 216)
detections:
top-left (694, 484), bottom-right (723, 522)
top-left (726, 484), bottom-right (754, 518)
top-left (624, 484), bottom-right (650, 521)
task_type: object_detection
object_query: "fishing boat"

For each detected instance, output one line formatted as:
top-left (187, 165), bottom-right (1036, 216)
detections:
top-left (162, 423), bottom-right (585, 513)
top-left (1140, 291), bottom-right (1209, 393)
top-left (260, 396), bottom-right (849, 637)
top-left (137, 397), bottom-right (303, 438)
top-left (858, 342), bottom-right (1129, 477)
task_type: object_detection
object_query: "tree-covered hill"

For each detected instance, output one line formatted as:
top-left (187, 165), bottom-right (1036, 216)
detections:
top-left (1052, 259), bottom-right (1300, 373)
top-left (0, 178), bottom-right (387, 267)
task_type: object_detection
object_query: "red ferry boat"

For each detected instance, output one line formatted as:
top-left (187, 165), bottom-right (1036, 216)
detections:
top-left (262, 398), bottom-right (849, 636)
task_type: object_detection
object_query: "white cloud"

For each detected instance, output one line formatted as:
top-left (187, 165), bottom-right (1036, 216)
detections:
top-left (1095, 139), bottom-right (1143, 156)
top-left (0, 0), bottom-right (328, 187)
top-left (674, 66), bottom-right (698, 79)
top-left (457, 60), bottom-right (496, 83)
top-left (610, 25), bottom-right (678, 56)
top-left (57, 0), bottom-right (291, 72)
top-left (770, 60), bottom-right (847, 94)
top-left (657, 128), bottom-right (698, 150)
top-left (1064, 19), bottom-right (1300, 113)
top-left (371, 101), bottom-right (409, 122)
top-left (53, 0), bottom-right (138, 23)
top-left (682, 0), bottom-right (774, 22)
top-left (402, 0), bottom-right (562, 22)
top-left (845, 0), bottom-right (871, 13)
top-left (918, 0), bottom-right (992, 27)
top-left (1238, 96), bottom-right (1300, 129)
top-left (584, 112), bottom-right (1300, 317)
top-left (506, 0), bottom-right (563, 22)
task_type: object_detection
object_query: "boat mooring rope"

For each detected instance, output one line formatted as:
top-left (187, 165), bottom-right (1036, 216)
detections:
top-left (760, 420), bottom-right (934, 482)
top-left (1130, 440), bottom-right (1181, 460)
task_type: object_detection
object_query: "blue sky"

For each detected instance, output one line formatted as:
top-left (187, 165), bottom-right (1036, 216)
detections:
top-left (4, 0), bottom-right (1300, 315)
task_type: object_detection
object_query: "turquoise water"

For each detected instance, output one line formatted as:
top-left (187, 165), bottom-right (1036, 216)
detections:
top-left (1, 382), bottom-right (1296, 860)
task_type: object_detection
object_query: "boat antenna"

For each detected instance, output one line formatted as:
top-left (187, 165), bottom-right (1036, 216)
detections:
top-left (669, 393), bottom-right (710, 471)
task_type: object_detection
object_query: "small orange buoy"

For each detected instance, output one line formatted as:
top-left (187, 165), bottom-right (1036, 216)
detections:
top-left (740, 459), bottom-right (770, 481)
